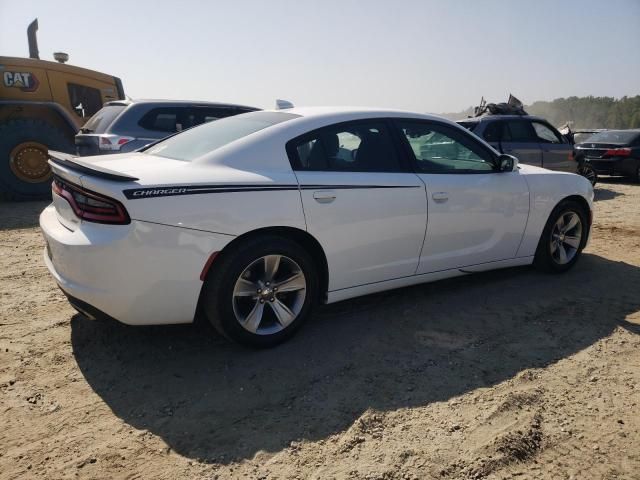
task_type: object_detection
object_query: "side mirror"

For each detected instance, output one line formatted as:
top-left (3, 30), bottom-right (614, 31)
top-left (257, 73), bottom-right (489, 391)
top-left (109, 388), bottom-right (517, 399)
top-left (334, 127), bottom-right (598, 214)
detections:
top-left (497, 154), bottom-right (518, 172)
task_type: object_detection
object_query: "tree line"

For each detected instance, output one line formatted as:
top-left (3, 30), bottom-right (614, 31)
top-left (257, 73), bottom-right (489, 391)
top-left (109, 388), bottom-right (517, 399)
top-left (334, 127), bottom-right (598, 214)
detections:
top-left (439, 95), bottom-right (640, 129)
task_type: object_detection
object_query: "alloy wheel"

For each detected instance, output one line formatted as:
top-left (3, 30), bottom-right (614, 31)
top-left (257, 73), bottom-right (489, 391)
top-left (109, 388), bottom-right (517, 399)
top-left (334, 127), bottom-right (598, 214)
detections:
top-left (550, 211), bottom-right (583, 265)
top-left (232, 255), bottom-right (307, 335)
top-left (578, 164), bottom-right (596, 186)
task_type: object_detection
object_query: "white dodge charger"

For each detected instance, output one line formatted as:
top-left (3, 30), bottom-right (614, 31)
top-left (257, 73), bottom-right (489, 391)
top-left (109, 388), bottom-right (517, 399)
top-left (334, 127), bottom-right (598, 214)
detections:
top-left (40, 107), bottom-right (593, 347)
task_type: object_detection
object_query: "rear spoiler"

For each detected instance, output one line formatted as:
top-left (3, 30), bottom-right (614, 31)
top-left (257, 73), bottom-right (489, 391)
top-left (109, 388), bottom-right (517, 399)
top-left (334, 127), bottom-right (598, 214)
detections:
top-left (48, 151), bottom-right (139, 182)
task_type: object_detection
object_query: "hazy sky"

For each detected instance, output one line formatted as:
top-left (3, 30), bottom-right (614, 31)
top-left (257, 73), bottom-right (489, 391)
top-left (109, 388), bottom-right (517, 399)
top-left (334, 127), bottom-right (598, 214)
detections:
top-left (1, 0), bottom-right (639, 112)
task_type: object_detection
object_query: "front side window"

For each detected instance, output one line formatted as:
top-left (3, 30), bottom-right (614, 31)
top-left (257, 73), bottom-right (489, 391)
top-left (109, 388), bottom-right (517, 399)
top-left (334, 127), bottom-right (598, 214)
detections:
top-left (289, 121), bottom-right (402, 172)
top-left (483, 121), bottom-right (508, 142)
top-left (398, 121), bottom-right (495, 173)
top-left (67, 83), bottom-right (103, 118)
top-left (505, 120), bottom-right (537, 142)
top-left (532, 122), bottom-right (562, 143)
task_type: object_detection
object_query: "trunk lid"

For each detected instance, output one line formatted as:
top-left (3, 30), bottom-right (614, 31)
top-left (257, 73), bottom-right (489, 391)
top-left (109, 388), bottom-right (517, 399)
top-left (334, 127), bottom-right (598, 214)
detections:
top-left (575, 143), bottom-right (626, 159)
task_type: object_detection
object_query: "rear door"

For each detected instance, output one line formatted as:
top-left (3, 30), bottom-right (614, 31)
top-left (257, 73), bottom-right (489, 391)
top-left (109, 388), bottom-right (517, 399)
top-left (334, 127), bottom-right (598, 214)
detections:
top-left (288, 119), bottom-right (428, 291)
top-left (394, 120), bottom-right (529, 273)
top-left (531, 120), bottom-right (575, 172)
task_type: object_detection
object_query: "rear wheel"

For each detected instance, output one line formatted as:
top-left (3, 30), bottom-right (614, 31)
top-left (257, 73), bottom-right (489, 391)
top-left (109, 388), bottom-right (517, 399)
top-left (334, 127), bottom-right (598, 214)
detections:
top-left (577, 161), bottom-right (597, 186)
top-left (0, 119), bottom-right (74, 201)
top-left (201, 236), bottom-right (318, 347)
top-left (534, 200), bottom-right (588, 273)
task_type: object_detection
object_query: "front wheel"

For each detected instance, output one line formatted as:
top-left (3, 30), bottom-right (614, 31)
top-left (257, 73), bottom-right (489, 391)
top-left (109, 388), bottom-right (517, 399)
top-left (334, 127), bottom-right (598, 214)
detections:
top-left (201, 236), bottom-right (318, 347)
top-left (534, 200), bottom-right (588, 273)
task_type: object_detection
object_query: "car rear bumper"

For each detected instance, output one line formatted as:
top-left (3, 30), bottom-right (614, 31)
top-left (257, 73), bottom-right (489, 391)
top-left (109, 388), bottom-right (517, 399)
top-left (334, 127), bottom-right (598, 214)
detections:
top-left (588, 157), bottom-right (638, 176)
top-left (40, 204), bottom-right (234, 325)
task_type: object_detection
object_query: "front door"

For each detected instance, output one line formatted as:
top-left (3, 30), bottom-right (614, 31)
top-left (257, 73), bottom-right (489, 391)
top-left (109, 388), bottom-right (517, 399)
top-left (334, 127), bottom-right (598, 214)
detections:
top-left (394, 120), bottom-right (530, 274)
top-left (287, 119), bottom-right (428, 291)
top-left (531, 120), bottom-right (576, 172)
top-left (499, 119), bottom-right (543, 167)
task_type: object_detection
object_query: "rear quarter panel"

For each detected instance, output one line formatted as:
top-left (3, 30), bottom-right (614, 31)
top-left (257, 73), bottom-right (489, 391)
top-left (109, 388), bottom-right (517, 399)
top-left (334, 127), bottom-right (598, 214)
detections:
top-left (80, 163), bottom-right (307, 237)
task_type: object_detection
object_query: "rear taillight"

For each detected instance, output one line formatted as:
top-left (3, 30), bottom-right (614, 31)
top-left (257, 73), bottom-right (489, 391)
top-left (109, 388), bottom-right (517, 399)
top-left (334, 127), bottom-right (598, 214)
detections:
top-left (604, 147), bottom-right (631, 157)
top-left (52, 177), bottom-right (130, 224)
top-left (98, 135), bottom-right (134, 151)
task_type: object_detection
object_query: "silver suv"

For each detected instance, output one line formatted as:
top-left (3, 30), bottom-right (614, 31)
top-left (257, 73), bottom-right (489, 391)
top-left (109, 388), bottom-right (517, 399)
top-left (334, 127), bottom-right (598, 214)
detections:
top-left (75, 99), bottom-right (259, 156)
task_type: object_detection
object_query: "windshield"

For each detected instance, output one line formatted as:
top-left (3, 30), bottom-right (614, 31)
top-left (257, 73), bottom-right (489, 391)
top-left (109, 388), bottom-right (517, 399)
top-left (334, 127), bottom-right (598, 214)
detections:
top-left (145, 111), bottom-right (299, 161)
top-left (81, 105), bottom-right (126, 133)
top-left (583, 130), bottom-right (640, 145)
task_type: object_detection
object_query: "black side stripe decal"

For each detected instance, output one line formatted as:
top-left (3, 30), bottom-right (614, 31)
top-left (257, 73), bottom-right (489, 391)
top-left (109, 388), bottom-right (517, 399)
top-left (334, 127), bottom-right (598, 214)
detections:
top-left (299, 185), bottom-right (420, 190)
top-left (123, 184), bottom-right (421, 199)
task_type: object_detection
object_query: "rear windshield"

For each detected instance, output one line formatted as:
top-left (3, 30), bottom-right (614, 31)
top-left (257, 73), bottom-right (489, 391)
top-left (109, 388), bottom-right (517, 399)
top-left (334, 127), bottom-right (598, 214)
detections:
top-left (81, 105), bottom-right (126, 133)
top-left (145, 111), bottom-right (299, 161)
top-left (583, 130), bottom-right (640, 145)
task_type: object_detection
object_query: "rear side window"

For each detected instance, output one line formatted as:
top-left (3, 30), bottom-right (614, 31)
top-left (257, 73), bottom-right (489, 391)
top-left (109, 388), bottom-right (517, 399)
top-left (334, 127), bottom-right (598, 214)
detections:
top-left (183, 107), bottom-right (239, 128)
top-left (81, 105), bottom-right (126, 132)
top-left (68, 83), bottom-right (103, 118)
top-left (145, 111), bottom-right (299, 161)
top-left (138, 107), bottom-right (184, 133)
top-left (288, 121), bottom-right (402, 172)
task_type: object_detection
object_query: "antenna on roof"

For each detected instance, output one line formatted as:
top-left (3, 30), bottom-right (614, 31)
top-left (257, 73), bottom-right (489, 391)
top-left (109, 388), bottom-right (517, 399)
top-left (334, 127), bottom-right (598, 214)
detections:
top-left (275, 99), bottom-right (294, 110)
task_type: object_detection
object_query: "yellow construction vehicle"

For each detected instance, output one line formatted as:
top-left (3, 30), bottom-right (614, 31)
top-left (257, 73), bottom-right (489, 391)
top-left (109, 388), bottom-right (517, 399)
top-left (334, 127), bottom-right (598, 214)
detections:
top-left (0, 19), bottom-right (125, 200)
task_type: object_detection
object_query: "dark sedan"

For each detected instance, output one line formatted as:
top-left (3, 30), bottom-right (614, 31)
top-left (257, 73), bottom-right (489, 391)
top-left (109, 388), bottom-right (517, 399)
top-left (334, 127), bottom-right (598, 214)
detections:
top-left (575, 130), bottom-right (640, 182)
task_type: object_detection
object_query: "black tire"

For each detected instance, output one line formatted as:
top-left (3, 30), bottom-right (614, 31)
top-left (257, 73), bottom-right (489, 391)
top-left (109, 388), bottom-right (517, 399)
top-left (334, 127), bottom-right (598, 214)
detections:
top-left (577, 161), bottom-right (598, 187)
top-left (201, 235), bottom-right (319, 348)
top-left (634, 163), bottom-right (640, 183)
top-left (0, 119), bottom-right (74, 201)
top-left (534, 199), bottom-right (589, 273)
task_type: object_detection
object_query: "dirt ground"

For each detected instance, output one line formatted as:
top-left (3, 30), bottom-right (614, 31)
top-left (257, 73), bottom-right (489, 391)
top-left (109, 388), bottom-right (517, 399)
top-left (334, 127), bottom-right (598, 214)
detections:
top-left (1, 179), bottom-right (639, 480)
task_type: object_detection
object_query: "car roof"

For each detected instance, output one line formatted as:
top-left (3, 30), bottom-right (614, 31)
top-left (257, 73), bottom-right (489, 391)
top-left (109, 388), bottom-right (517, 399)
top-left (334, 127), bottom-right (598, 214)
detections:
top-left (458, 114), bottom-right (548, 123)
top-left (266, 106), bottom-right (452, 123)
top-left (104, 99), bottom-right (259, 110)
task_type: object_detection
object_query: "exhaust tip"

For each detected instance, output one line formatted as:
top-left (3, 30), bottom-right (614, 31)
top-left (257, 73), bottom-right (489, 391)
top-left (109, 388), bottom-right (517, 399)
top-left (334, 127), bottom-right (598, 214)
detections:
top-left (27, 18), bottom-right (39, 60)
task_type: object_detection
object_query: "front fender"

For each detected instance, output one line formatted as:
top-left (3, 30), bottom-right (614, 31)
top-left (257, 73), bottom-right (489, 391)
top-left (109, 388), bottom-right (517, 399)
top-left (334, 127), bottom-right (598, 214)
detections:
top-left (516, 170), bottom-right (593, 257)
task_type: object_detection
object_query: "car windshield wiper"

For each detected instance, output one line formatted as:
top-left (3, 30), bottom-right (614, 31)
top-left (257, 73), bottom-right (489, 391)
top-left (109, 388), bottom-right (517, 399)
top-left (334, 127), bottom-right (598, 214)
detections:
top-left (80, 127), bottom-right (94, 133)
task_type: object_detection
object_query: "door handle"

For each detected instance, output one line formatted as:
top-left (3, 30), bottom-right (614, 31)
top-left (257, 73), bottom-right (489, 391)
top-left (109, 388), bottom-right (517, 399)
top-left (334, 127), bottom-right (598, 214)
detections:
top-left (313, 191), bottom-right (336, 204)
top-left (432, 192), bottom-right (448, 202)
